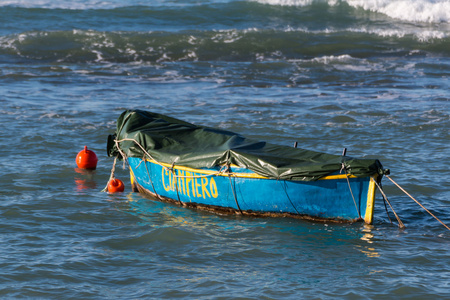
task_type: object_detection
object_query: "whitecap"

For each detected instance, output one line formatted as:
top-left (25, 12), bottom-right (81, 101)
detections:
top-left (0, 0), bottom-right (149, 10)
top-left (346, 0), bottom-right (450, 23)
top-left (348, 27), bottom-right (448, 42)
top-left (255, 0), bottom-right (336, 7)
top-left (253, 0), bottom-right (450, 24)
top-left (312, 54), bottom-right (354, 64)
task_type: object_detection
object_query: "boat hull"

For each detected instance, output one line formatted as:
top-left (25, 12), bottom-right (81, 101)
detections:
top-left (128, 157), bottom-right (377, 224)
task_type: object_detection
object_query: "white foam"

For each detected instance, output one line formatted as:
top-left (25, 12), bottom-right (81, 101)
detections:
top-left (253, 0), bottom-right (450, 23)
top-left (1, 0), bottom-right (217, 9)
top-left (282, 25), bottom-right (448, 41)
top-left (0, 0), bottom-right (149, 9)
top-left (289, 54), bottom-right (387, 72)
top-left (5, 0), bottom-right (450, 24)
top-left (288, 54), bottom-right (358, 65)
top-left (255, 0), bottom-right (337, 6)
top-left (346, 0), bottom-right (450, 23)
top-left (312, 54), bottom-right (354, 64)
top-left (347, 27), bottom-right (448, 41)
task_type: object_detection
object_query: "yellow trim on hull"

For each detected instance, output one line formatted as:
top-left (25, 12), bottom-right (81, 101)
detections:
top-left (143, 159), bottom-right (357, 180)
top-left (130, 158), bottom-right (378, 224)
top-left (319, 174), bottom-right (357, 180)
top-left (364, 176), bottom-right (377, 224)
top-left (130, 169), bottom-right (135, 186)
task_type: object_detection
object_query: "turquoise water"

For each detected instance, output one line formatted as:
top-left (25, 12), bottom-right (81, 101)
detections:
top-left (1, 0), bottom-right (449, 298)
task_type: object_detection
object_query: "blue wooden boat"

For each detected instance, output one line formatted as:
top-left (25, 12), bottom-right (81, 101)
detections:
top-left (107, 110), bottom-right (387, 224)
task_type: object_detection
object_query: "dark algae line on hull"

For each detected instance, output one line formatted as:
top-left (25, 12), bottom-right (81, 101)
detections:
top-left (104, 110), bottom-right (450, 231)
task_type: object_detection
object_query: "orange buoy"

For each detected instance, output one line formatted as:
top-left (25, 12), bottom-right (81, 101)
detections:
top-left (76, 146), bottom-right (98, 170)
top-left (108, 178), bottom-right (125, 193)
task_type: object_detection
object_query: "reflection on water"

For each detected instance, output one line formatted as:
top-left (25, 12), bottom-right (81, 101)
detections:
top-left (74, 168), bottom-right (98, 191)
top-left (124, 192), bottom-right (221, 229)
top-left (357, 224), bottom-right (380, 258)
top-left (124, 191), bottom-right (385, 255)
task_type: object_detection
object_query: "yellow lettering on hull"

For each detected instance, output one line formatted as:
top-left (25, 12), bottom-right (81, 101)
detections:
top-left (210, 177), bottom-right (218, 198)
top-left (183, 171), bottom-right (190, 197)
top-left (160, 167), bottom-right (219, 199)
top-left (162, 168), bottom-right (171, 192)
top-left (194, 177), bottom-right (201, 198)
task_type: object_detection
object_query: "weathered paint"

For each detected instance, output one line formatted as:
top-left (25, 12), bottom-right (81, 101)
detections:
top-left (161, 168), bottom-right (218, 200)
top-left (364, 176), bottom-right (378, 224)
top-left (128, 157), bottom-right (377, 223)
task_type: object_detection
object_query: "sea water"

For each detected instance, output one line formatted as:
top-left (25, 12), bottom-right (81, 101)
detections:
top-left (0, 0), bottom-right (449, 298)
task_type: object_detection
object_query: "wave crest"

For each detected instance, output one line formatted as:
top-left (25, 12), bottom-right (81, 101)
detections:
top-left (254, 0), bottom-right (450, 23)
top-left (347, 0), bottom-right (450, 23)
top-left (1, 28), bottom-right (448, 64)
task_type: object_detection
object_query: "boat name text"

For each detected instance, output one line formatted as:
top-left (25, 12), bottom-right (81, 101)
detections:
top-left (162, 169), bottom-right (218, 199)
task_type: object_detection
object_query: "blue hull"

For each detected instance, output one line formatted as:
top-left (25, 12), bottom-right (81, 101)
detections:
top-left (128, 157), bottom-right (377, 223)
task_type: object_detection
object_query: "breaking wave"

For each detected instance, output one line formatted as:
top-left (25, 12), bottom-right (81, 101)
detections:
top-left (253, 0), bottom-right (450, 23)
top-left (2, 0), bottom-right (450, 24)
top-left (1, 28), bottom-right (448, 64)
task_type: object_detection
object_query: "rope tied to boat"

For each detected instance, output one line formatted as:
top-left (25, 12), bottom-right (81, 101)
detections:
top-left (104, 138), bottom-right (234, 196)
top-left (386, 175), bottom-right (450, 232)
top-left (228, 175), bottom-right (242, 215)
top-left (378, 181), bottom-right (393, 224)
top-left (341, 163), bottom-right (361, 220)
top-left (373, 179), bottom-right (405, 229)
top-left (142, 154), bottom-right (160, 198)
top-left (101, 156), bottom-right (118, 192)
top-left (114, 138), bottom-right (230, 179)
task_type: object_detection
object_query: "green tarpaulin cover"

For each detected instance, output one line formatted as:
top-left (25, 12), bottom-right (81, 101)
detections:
top-left (107, 109), bottom-right (385, 181)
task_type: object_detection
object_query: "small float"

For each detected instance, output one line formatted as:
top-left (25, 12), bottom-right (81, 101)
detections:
top-left (106, 109), bottom-right (388, 224)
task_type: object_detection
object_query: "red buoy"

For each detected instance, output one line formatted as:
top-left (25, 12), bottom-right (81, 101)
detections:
top-left (108, 178), bottom-right (125, 193)
top-left (76, 146), bottom-right (98, 170)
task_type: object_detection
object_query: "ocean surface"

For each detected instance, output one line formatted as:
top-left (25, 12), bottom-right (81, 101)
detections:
top-left (1, 0), bottom-right (449, 298)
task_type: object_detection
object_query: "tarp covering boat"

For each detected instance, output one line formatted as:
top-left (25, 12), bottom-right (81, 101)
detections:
top-left (107, 109), bottom-right (384, 181)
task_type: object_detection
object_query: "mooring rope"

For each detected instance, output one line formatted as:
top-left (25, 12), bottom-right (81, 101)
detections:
top-left (228, 174), bottom-right (242, 214)
top-left (104, 138), bottom-right (230, 199)
top-left (143, 154), bottom-right (159, 198)
top-left (280, 180), bottom-right (300, 215)
top-left (381, 183), bottom-right (393, 224)
top-left (386, 175), bottom-right (450, 232)
top-left (373, 180), bottom-right (405, 229)
top-left (101, 156), bottom-right (118, 192)
top-left (114, 138), bottom-right (228, 179)
top-left (341, 163), bottom-right (361, 219)
top-left (172, 167), bottom-right (183, 205)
